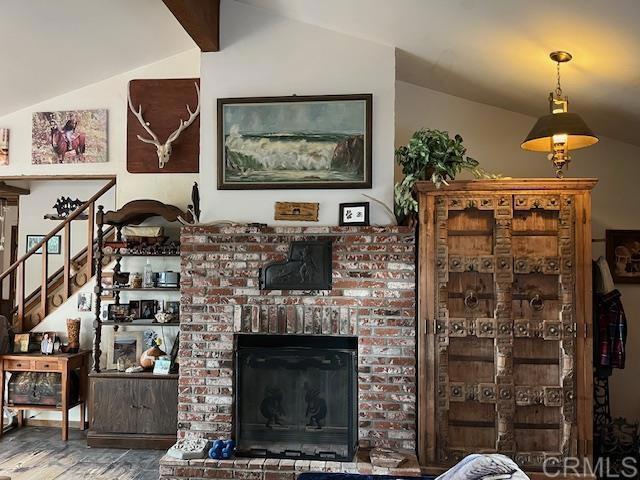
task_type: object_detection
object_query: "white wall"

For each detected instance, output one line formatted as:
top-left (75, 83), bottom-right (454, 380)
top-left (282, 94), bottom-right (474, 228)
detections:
top-left (0, 48), bottom-right (201, 210)
top-left (198, 0), bottom-right (396, 225)
top-left (396, 80), bottom-right (640, 422)
top-left (17, 180), bottom-right (116, 295)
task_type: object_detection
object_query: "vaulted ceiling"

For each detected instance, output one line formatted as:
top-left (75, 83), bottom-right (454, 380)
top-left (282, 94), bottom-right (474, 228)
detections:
top-left (2, 0), bottom-right (639, 147)
top-left (0, 0), bottom-right (195, 117)
top-left (240, 0), bottom-right (640, 147)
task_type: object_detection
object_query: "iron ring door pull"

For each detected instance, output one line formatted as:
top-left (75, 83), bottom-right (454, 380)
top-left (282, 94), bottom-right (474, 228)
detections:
top-left (530, 294), bottom-right (544, 311)
top-left (464, 290), bottom-right (479, 309)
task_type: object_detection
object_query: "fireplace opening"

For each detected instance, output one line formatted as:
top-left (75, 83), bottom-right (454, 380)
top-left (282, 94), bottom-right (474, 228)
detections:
top-left (234, 334), bottom-right (358, 461)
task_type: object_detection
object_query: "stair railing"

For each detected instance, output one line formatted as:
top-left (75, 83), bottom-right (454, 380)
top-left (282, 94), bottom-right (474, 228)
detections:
top-left (0, 178), bottom-right (116, 332)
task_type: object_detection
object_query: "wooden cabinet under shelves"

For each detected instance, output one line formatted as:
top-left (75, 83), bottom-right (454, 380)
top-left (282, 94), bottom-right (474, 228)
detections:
top-left (88, 199), bottom-right (189, 449)
top-left (417, 179), bottom-right (596, 473)
top-left (87, 372), bottom-right (178, 448)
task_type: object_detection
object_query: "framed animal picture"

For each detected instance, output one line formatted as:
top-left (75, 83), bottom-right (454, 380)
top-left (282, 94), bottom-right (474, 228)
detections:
top-left (606, 229), bottom-right (640, 283)
top-left (32, 109), bottom-right (108, 164)
top-left (217, 94), bottom-right (372, 190)
top-left (339, 202), bottom-right (370, 226)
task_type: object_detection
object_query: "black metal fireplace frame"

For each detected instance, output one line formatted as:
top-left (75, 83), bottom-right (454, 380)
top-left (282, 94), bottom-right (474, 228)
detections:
top-left (233, 333), bottom-right (358, 461)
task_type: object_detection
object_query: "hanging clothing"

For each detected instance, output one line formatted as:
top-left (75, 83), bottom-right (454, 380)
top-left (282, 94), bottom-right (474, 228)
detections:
top-left (593, 257), bottom-right (627, 377)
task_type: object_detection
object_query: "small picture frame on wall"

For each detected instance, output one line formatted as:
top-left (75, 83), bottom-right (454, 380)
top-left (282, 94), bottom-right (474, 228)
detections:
top-left (77, 292), bottom-right (92, 312)
top-left (339, 202), bottom-right (370, 226)
top-left (606, 229), bottom-right (640, 284)
top-left (26, 235), bottom-right (61, 254)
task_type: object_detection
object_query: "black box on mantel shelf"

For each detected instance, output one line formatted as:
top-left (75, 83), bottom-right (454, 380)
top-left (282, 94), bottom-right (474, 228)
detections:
top-left (234, 334), bottom-right (358, 461)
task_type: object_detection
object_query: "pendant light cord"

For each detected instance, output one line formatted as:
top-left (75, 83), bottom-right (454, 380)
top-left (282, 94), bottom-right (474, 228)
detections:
top-left (555, 61), bottom-right (563, 97)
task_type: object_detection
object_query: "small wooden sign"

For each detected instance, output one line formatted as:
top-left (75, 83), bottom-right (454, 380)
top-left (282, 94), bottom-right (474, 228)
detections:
top-left (274, 202), bottom-right (319, 222)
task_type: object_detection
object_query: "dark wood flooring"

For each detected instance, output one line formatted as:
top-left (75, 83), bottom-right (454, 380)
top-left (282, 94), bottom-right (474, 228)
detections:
top-left (0, 426), bottom-right (163, 479)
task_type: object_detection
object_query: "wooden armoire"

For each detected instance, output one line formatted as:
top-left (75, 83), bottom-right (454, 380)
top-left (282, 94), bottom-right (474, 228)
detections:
top-left (417, 179), bottom-right (596, 473)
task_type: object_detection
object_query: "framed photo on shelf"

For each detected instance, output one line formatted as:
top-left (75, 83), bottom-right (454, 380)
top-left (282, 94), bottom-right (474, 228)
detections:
top-left (13, 333), bottom-right (30, 353)
top-left (606, 229), bottom-right (640, 284)
top-left (100, 272), bottom-right (114, 299)
top-left (128, 300), bottom-right (141, 319)
top-left (139, 300), bottom-right (157, 320)
top-left (107, 303), bottom-right (129, 322)
top-left (339, 202), bottom-right (370, 226)
top-left (26, 234), bottom-right (61, 254)
top-left (107, 331), bottom-right (143, 370)
top-left (217, 94), bottom-right (372, 190)
top-left (164, 301), bottom-right (180, 315)
top-left (153, 357), bottom-right (171, 375)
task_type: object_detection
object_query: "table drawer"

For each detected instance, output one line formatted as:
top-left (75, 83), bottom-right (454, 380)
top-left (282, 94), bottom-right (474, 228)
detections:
top-left (35, 360), bottom-right (60, 371)
top-left (5, 359), bottom-right (33, 371)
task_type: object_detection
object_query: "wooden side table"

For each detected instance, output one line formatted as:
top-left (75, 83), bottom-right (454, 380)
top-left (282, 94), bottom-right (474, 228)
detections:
top-left (0, 350), bottom-right (91, 440)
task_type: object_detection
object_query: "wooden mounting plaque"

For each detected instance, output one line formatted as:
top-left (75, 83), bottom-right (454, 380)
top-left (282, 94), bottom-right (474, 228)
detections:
top-left (274, 202), bottom-right (319, 222)
top-left (127, 78), bottom-right (200, 174)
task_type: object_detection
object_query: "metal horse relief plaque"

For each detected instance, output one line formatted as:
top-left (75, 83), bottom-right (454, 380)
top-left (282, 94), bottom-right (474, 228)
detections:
top-left (260, 241), bottom-right (332, 290)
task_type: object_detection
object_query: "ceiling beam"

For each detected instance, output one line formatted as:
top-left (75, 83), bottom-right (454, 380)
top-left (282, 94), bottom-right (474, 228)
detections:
top-left (163, 0), bottom-right (220, 52)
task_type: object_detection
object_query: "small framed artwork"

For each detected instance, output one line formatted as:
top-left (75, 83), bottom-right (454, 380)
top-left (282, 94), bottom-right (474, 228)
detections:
top-left (218, 94), bottom-right (372, 190)
top-left (77, 292), bottom-right (92, 312)
top-left (0, 128), bottom-right (8, 166)
top-left (339, 202), bottom-right (370, 226)
top-left (26, 235), bottom-right (61, 254)
top-left (128, 300), bottom-right (141, 319)
top-left (140, 300), bottom-right (157, 320)
top-left (107, 303), bottom-right (130, 322)
top-left (13, 333), bottom-right (30, 353)
top-left (101, 272), bottom-right (114, 299)
top-left (40, 332), bottom-right (57, 355)
top-left (606, 229), bottom-right (640, 283)
top-left (153, 357), bottom-right (171, 375)
top-left (107, 331), bottom-right (143, 370)
top-left (164, 301), bottom-right (180, 315)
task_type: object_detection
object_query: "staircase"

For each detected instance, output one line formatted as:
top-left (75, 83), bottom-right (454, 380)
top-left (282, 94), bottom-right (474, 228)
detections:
top-left (0, 179), bottom-right (116, 332)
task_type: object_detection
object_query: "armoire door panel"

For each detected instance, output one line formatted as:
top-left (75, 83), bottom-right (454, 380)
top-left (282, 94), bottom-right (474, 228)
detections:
top-left (418, 179), bottom-right (596, 472)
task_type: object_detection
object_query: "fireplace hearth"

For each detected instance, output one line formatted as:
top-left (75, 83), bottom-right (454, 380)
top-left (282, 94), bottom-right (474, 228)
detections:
top-left (235, 334), bottom-right (358, 461)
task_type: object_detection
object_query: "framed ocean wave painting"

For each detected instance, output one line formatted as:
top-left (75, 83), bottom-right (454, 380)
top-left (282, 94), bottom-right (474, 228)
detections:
top-left (217, 94), bottom-right (372, 189)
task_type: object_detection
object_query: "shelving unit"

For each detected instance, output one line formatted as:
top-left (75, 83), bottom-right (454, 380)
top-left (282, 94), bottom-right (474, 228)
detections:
top-left (87, 199), bottom-right (190, 449)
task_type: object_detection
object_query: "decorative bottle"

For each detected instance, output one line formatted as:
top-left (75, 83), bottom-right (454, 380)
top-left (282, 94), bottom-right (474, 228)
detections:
top-left (143, 259), bottom-right (154, 288)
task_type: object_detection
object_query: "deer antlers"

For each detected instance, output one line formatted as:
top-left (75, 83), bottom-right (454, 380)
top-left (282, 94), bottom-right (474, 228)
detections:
top-left (127, 81), bottom-right (200, 168)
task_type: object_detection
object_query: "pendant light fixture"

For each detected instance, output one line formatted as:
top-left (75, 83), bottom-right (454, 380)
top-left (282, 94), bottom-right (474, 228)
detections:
top-left (521, 51), bottom-right (598, 178)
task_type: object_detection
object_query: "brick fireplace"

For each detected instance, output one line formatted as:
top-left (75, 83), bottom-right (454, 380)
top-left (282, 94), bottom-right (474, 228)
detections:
top-left (160, 225), bottom-right (418, 479)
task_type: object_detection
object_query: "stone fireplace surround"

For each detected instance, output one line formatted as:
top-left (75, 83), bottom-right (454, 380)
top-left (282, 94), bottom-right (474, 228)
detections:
top-left (160, 226), bottom-right (418, 479)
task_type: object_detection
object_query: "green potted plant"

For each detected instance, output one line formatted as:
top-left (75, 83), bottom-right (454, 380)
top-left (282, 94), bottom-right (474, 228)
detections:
top-left (395, 129), bottom-right (496, 225)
